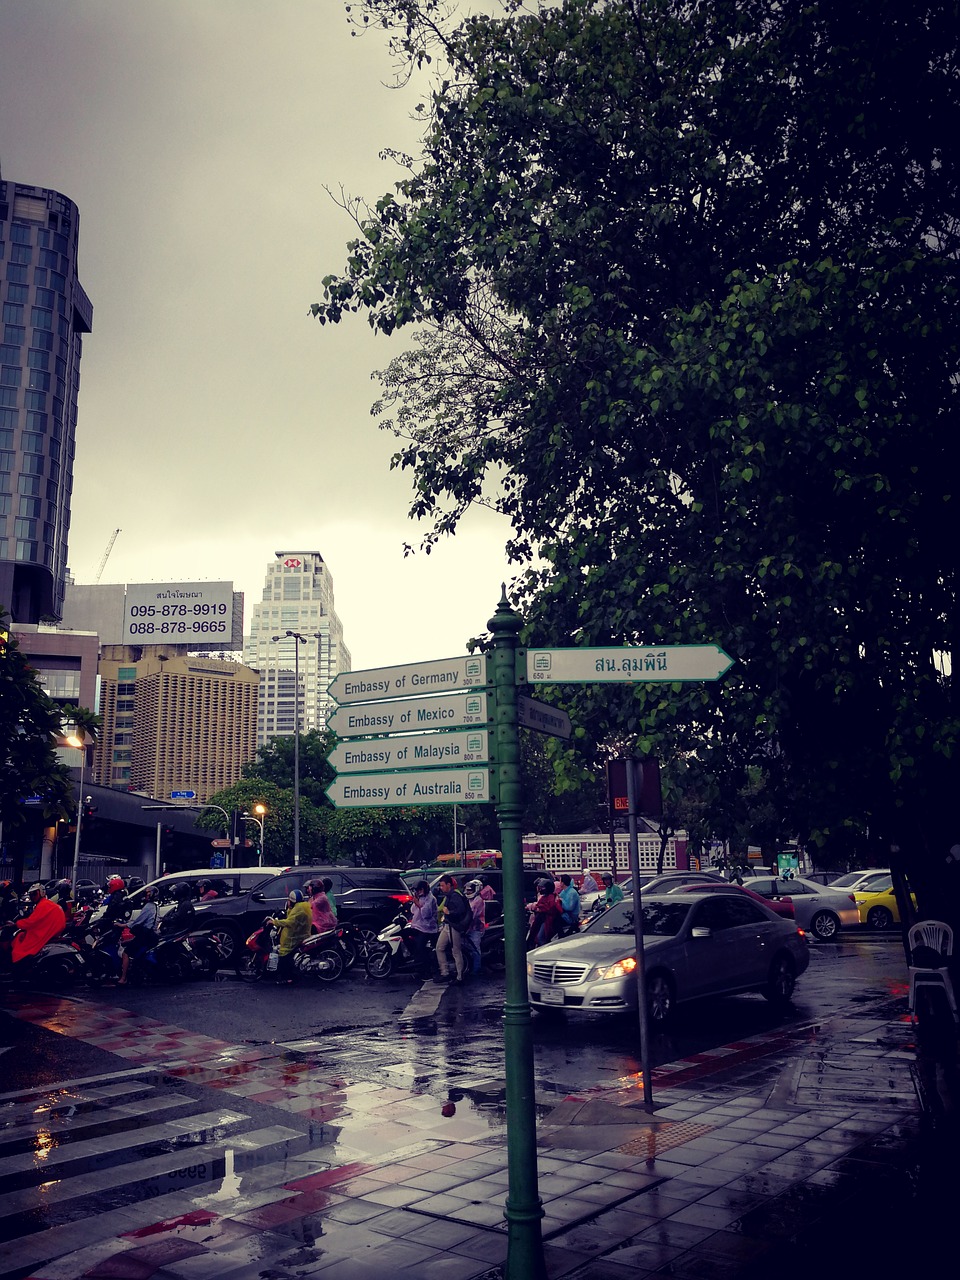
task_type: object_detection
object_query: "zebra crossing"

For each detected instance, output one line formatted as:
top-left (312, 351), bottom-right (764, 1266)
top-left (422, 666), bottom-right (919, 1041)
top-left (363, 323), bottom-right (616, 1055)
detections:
top-left (0, 1069), bottom-right (309, 1279)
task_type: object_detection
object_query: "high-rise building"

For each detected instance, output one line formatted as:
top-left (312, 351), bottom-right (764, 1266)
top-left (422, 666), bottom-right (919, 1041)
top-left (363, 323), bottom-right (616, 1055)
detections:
top-left (94, 651), bottom-right (259, 801)
top-left (0, 180), bottom-right (93, 624)
top-left (243, 551), bottom-right (352, 746)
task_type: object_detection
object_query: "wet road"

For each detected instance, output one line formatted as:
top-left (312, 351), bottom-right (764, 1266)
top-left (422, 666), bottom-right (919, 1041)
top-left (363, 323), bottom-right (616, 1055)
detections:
top-left (0, 934), bottom-right (911, 1279)
top-left (1, 933), bottom-right (906, 1095)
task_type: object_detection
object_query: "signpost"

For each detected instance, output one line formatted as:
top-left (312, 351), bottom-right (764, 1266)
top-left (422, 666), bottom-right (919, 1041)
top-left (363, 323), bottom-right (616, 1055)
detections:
top-left (324, 619), bottom-right (735, 1280)
top-left (328, 690), bottom-right (489, 739)
top-left (326, 767), bottom-right (492, 808)
top-left (328, 729), bottom-right (489, 775)
top-left (516, 695), bottom-right (572, 740)
top-left (170, 790), bottom-right (197, 800)
top-left (526, 644), bottom-right (733, 684)
top-left (328, 654), bottom-right (487, 704)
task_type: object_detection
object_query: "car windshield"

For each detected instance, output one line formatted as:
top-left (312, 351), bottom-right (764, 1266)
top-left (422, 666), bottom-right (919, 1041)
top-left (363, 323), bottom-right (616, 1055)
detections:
top-left (588, 900), bottom-right (689, 937)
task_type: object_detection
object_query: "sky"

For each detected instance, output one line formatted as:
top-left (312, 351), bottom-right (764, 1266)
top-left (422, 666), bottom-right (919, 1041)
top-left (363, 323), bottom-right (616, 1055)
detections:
top-left (0, 0), bottom-right (514, 671)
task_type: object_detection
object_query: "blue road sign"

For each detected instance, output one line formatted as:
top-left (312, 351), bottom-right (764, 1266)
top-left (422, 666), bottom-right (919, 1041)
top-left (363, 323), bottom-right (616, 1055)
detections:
top-left (170, 790), bottom-right (197, 800)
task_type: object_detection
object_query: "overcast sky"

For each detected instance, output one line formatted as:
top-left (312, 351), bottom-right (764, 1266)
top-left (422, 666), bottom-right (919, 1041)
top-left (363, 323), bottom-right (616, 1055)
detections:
top-left (0, 0), bottom-right (513, 671)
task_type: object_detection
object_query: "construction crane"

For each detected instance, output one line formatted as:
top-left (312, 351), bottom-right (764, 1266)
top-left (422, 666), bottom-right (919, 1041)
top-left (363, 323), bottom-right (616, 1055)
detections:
top-left (94, 528), bottom-right (121, 583)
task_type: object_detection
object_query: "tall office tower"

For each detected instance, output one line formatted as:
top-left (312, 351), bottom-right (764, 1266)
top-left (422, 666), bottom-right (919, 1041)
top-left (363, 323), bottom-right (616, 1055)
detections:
top-left (243, 551), bottom-right (352, 747)
top-left (0, 181), bottom-right (94, 623)
top-left (94, 653), bottom-right (259, 801)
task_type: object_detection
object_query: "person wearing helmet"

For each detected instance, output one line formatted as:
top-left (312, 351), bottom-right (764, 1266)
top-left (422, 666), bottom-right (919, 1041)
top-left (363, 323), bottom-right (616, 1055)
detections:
top-left (126, 877), bottom-right (145, 894)
top-left (266, 890), bottom-right (312, 984)
top-left (462, 881), bottom-right (486, 976)
top-left (101, 877), bottom-right (129, 928)
top-left (49, 879), bottom-right (75, 919)
top-left (5, 884), bottom-right (66, 970)
top-left (558, 874), bottom-right (581, 933)
top-left (526, 877), bottom-right (563, 948)
top-left (197, 880), bottom-right (219, 902)
top-left (118, 886), bottom-right (160, 985)
top-left (601, 872), bottom-right (624, 909)
top-left (162, 881), bottom-right (197, 934)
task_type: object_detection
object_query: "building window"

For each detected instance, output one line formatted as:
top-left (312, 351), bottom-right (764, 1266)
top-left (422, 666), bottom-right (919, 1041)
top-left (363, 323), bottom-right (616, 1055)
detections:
top-left (1, 366), bottom-right (21, 387)
top-left (2, 303), bottom-right (24, 323)
top-left (21, 432), bottom-right (44, 453)
top-left (31, 308), bottom-right (52, 330)
top-left (118, 667), bottom-right (137, 680)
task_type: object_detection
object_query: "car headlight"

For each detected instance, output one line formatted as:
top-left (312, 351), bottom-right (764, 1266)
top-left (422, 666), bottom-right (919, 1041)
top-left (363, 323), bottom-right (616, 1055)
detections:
top-left (594, 956), bottom-right (638, 981)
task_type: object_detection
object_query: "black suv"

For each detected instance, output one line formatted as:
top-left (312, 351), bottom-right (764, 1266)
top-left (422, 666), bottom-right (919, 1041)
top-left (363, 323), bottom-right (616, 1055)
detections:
top-left (191, 865), bottom-right (413, 960)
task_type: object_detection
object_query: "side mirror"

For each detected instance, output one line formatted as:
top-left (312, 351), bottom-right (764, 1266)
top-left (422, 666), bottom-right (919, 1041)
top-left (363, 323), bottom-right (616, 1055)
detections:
top-left (251, 891), bottom-right (266, 902)
top-left (691, 926), bottom-right (712, 939)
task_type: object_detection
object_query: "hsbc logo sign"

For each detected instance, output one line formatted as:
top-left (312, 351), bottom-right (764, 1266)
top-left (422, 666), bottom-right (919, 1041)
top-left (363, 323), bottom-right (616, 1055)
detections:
top-left (284, 558), bottom-right (302, 568)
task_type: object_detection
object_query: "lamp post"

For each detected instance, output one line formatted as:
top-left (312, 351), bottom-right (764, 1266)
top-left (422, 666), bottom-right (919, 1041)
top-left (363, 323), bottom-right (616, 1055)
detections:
top-left (62, 730), bottom-right (94, 891)
top-left (243, 804), bottom-right (267, 865)
top-left (272, 630), bottom-right (307, 865)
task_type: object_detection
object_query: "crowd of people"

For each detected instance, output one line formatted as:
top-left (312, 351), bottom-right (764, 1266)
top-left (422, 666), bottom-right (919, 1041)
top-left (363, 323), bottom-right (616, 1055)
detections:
top-left (0, 865), bottom-right (629, 985)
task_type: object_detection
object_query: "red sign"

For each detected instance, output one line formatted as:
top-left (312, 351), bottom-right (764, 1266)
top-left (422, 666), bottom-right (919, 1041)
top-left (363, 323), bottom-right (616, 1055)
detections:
top-left (284, 558), bottom-right (301, 568)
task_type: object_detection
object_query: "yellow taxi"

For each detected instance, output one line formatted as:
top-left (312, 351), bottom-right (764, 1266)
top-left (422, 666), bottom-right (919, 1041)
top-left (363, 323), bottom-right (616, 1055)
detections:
top-left (854, 877), bottom-right (916, 929)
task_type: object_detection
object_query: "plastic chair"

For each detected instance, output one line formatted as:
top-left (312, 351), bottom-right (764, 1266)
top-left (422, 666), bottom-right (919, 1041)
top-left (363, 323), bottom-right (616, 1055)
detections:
top-left (907, 920), bottom-right (958, 1022)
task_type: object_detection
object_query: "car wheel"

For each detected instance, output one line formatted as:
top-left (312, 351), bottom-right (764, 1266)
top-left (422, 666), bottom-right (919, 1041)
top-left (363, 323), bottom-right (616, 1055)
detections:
top-left (867, 906), bottom-right (894, 930)
top-left (646, 971), bottom-right (674, 1026)
top-left (810, 910), bottom-right (840, 941)
top-left (352, 924), bottom-right (380, 961)
top-left (203, 926), bottom-right (238, 963)
top-left (763, 954), bottom-right (796, 1005)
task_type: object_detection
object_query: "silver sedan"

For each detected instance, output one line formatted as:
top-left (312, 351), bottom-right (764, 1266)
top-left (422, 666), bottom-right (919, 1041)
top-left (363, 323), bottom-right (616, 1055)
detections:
top-left (527, 892), bottom-right (809, 1025)
top-left (744, 876), bottom-right (860, 941)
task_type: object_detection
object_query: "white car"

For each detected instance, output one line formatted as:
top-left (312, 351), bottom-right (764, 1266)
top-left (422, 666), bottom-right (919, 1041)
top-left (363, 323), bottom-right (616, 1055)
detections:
top-left (827, 869), bottom-right (891, 894)
top-left (528, 891), bottom-right (810, 1024)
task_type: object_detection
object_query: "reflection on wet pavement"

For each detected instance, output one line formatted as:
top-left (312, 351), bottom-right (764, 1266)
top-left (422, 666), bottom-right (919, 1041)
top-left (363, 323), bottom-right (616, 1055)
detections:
top-left (0, 941), bottom-right (947, 1280)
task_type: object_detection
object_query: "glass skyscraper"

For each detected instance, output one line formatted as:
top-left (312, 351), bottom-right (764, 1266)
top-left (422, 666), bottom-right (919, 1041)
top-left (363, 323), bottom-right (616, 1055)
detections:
top-left (0, 179), bottom-right (93, 624)
top-left (243, 551), bottom-right (352, 747)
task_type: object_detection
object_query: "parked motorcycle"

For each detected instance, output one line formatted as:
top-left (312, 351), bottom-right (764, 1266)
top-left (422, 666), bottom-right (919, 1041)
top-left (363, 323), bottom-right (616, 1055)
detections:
top-left (365, 914), bottom-right (437, 979)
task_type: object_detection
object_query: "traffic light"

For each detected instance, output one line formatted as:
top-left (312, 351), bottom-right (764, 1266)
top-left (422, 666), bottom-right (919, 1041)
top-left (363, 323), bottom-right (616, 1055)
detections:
top-left (82, 802), bottom-right (98, 828)
top-left (161, 825), bottom-right (175, 856)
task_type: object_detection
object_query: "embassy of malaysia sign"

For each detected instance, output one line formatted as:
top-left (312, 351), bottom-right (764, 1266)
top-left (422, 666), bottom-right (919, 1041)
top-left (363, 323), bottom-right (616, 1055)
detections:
top-left (325, 656), bottom-right (494, 809)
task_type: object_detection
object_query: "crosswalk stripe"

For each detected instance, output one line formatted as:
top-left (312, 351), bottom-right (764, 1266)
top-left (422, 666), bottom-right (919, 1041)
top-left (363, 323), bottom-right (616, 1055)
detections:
top-left (0, 1091), bottom-right (196, 1151)
top-left (0, 1107), bottom-right (247, 1187)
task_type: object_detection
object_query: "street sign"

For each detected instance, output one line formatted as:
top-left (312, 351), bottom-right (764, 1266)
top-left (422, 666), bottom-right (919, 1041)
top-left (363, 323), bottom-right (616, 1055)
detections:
top-left (326, 766), bottom-right (492, 808)
top-left (328, 690), bottom-right (490, 739)
top-left (328, 654), bottom-right (487, 705)
top-left (22, 795), bottom-right (43, 805)
top-left (211, 838), bottom-right (253, 848)
top-left (329, 729), bottom-right (490, 775)
top-left (526, 645), bottom-right (734, 684)
top-left (170, 790), bottom-right (197, 800)
top-left (517, 695), bottom-right (572, 740)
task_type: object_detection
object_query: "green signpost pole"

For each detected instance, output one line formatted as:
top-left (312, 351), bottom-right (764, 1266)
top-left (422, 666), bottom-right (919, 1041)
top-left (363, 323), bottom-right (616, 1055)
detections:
top-left (488, 590), bottom-right (546, 1280)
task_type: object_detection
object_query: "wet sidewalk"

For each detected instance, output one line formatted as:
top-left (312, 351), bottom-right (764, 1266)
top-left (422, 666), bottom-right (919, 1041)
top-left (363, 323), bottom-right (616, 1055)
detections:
top-left (1, 988), bottom-right (957, 1279)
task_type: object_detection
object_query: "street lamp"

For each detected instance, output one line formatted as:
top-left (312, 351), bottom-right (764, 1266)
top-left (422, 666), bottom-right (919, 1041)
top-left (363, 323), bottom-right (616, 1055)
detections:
top-left (272, 630), bottom-right (307, 865)
top-left (62, 729), bottom-right (94, 892)
top-left (242, 803), bottom-right (267, 865)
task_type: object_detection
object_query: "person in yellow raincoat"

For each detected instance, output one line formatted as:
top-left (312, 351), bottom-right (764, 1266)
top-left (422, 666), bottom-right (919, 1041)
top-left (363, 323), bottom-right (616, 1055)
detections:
top-left (267, 889), bottom-right (313, 984)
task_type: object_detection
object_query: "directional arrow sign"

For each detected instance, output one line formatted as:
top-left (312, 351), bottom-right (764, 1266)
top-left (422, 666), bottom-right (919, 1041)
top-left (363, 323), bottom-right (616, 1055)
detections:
top-left (170, 790), bottom-right (197, 800)
top-left (328, 654), bottom-right (487, 705)
top-left (330, 729), bottom-right (490, 775)
top-left (328, 691), bottom-right (490, 739)
top-left (327, 766), bottom-right (493, 808)
top-left (517, 696), bottom-right (572, 740)
top-left (526, 645), bottom-right (734, 684)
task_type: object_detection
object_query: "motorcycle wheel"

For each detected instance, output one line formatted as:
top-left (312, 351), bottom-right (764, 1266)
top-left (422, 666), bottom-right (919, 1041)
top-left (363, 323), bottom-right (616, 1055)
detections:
top-left (295, 948), bottom-right (343, 983)
top-left (86, 953), bottom-right (118, 986)
top-left (338, 938), bottom-right (360, 971)
top-left (36, 957), bottom-right (80, 989)
top-left (163, 956), bottom-right (192, 984)
top-left (365, 945), bottom-right (395, 979)
top-left (236, 951), bottom-right (266, 983)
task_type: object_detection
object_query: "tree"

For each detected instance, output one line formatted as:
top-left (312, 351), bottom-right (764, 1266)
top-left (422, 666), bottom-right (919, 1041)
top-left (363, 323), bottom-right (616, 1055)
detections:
top-left (317, 0), bottom-right (959, 922)
top-left (0, 612), bottom-right (77, 881)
